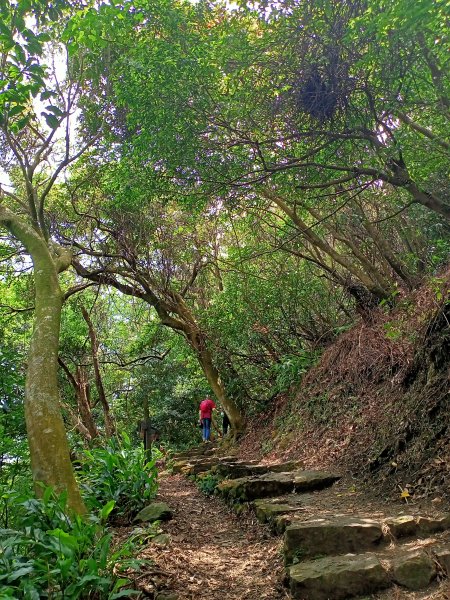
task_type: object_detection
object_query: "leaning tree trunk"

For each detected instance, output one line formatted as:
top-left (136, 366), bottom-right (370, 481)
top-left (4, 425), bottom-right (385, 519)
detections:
top-left (189, 331), bottom-right (245, 436)
top-left (2, 210), bottom-right (86, 514)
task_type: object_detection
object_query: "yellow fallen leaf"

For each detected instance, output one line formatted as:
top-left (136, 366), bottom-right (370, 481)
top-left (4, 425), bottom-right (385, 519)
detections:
top-left (401, 489), bottom-right (410, 498)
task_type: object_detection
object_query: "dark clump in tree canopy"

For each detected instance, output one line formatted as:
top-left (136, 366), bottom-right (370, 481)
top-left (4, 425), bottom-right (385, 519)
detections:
top-left (296, 68), bottom-right (338, 121)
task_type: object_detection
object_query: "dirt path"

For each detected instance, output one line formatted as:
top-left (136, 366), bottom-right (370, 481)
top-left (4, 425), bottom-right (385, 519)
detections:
top-left (140, 473), bottom-right (289, 600)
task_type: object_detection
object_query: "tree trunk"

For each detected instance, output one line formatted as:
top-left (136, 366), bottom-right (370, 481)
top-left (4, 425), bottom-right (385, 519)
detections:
top-left (81, 306), bottom-right (115, 437)
top-left (75, 366), bottom-right (99, 441)
top-left (59, 358), bottom-right (99, 442)
top-left (27, 248), bottom-right (86, 511)
top-left (189, 331), bottom-right (244, 436)
top-left (72, 259), bottom-right (245, 436)
top-left (405, 181), bottom-right (450, 222)
top-left (1, 209), bottom-right (87, 514)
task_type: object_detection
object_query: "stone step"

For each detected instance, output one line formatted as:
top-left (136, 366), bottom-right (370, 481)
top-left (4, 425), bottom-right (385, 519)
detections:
top-left (288, 544), bottom-right (450, 599)
top-left (252, 494), bottom-right (313, 528)
top-left (284, 512), bottom-right (450, 564)
top-left (284, 517), bottom-right (383, 564)
top-left (216, 470), bottom-right (340, 503)
top-left (288, 553), bottom-right (389, 600)
top-left (212, 460), bottom-right (304, 480)
top-left (385, 513), bottom-right (450, 538)
top-left (171, 456), bottom-right (239, 475)
top-left (172, 445), bottom-right (219, 460)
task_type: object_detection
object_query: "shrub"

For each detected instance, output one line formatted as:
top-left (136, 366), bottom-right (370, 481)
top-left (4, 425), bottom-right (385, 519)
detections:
top-left (195, 473), bottom-right (222, 496)
top-left (77, 433), bottom-right (158, 521)
top-left (0, 488), bottom-right (140, 599)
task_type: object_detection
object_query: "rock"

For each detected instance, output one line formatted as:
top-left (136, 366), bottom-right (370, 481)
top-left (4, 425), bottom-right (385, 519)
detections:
top-left (391, 549), bottom-right (436, 590)
top-left (217, 470), bottom-right (339, 503)
top-left (173, 445), bottom-right (218, 461)
top-left (175, 460), bottom-right (216, 476)
top-left (273, 513), bottom-right (296, 534)
top-left (384, 515), bottom-right (417, 539)
top-left (155, 592), bottom-right (178, 600)
top-left (434, 546), bottom-right (450, 574)
top-left (152, 533), bottom-right (171, 546)
top-left (134, 502), bottom-right (173, 523)
top-left (217, 472), bottom-right (297, 502)
top-left (284, 517), bottom-right (383, 564)
top-left (213, 461), bottom-right (266, 479)
top-left (417, 514), bottom-right (450, 534)
top-left (252, 494), bottom-right (312, 525)
top-left (289, 553), bottom-right (389, 600)
top-left (293, 471), bottom-right (340, 492)
top-left (172, 460), bottom-right (190, 474)
top-left (254, 500), bottom-right (305, 524)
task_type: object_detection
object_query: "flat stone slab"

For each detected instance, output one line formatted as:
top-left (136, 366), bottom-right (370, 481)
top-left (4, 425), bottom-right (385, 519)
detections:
top-left (434, 545), bottom-right (450, 574)
top-left (289, 553), bottom-right (389, 600)
top-left (172, 456), bottom-right (238, 475)
top-left (288, 543), bottom-right (447, 599)
top-left (383, 513), bottom-right (450, 539)
top-left (134, 502), bottom-right (173, 523)
top-left (293, 471), bottom-right (340, 492)
top-left (417, 514), bottom-right (450, 534)
top-left (284, 517), bottom-right (383, 564)
top-left (217, 470), bottom-right (339, 503)
top-left (391, 549), bottom-right (436, 590)
top-left (173, 445), bottom-right (218, 461)
top-left (252, 494), bottom-right (312, 525)
top-left (213, 460), bottom-right (303, 480)
top-left (384, 515), bottom-right (418, 538)
top-left (217, 471), bottom-right (296, 502)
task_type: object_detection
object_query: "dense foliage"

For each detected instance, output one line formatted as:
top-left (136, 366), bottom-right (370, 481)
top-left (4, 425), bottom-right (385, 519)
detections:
top-left (0, 490), bottom-right (139, 599)
top-left (0, 0), bottom-right (448, 595)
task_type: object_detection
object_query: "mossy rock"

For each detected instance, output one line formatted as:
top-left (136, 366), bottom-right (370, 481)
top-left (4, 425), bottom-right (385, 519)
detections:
top-left (391, 550), bottom-right (436, 590)
top-left (134, 502), bottom-right (173, 523)
top-left (152, 533), bottom-right (171, 546)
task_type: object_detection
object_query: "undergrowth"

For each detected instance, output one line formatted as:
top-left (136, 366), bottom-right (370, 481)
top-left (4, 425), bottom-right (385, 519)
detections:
top-left (0, 489), bottom-right (142, 599)
top-left (77, 433), bottom-right (158, 521)
top-left (0, 434), bottom-right (158, 598)
top-left (194, 473), bottom-right (222, 496)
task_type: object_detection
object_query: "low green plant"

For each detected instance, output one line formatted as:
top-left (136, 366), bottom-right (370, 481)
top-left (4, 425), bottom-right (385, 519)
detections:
top-left (77, 433), bottom-right (158, 521)
top-left (306, 392), bottom-right (333, 424)
top-left (195, 473), bottom-right (222, 496)
top-left (0, 488), bottom-right (140, 599)
top-left (272, 351), bottom-right (320, 393)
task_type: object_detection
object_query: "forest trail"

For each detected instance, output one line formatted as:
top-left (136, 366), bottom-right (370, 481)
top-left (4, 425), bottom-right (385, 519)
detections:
top-left (140, 473), bottom-right (289, 599)
top-left (136, 450), bottom-right (450, 600)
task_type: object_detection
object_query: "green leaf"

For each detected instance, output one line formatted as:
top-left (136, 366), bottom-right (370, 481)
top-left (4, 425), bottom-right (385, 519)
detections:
top-left (7, 565), bottom-right (34, 581)
top-left (7, 105), bottom-right (26, 117)
top-left (109, 589), bottom-right (139, 599)
top-left (43, 112), bottom-right (59, 129)
top-left (100, 500), bottom-right (116, 521)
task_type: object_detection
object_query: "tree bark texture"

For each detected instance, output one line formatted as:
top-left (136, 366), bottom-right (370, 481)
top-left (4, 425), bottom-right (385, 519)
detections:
top-left (81, 306), bottom-right (115, 437)
top-left (1, 208), bottom-right (87, 514)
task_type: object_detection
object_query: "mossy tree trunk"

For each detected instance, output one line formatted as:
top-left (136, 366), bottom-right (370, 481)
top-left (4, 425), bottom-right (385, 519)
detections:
top-left (188, 331), bottom-right (244, 436)
top-left (1, 208), bottom-right (87, 514)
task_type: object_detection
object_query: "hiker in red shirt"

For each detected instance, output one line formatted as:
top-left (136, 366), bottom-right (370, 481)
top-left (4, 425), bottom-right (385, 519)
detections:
top-left (198, 397), bottom-right (216, 442)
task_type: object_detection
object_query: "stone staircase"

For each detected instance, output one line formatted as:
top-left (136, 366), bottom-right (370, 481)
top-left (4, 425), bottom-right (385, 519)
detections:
top-left (172, 449), bottom-right (450, 599)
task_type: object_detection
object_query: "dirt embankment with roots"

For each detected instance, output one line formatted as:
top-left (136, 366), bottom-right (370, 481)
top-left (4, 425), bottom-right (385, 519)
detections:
top-left (238, 269), bottom-right (450, 505)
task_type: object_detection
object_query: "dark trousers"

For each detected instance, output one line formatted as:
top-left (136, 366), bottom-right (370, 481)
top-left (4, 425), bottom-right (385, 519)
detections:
top-left (223, 413), bottom-right (230, 435)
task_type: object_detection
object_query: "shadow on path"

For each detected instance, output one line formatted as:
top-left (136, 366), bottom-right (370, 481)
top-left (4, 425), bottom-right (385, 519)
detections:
top-left (141, 473), bottom-right (289, 599)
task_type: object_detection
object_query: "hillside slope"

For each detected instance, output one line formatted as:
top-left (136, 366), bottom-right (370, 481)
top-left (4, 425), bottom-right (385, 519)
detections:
top-left (239, 269), bottom-right (450, 503)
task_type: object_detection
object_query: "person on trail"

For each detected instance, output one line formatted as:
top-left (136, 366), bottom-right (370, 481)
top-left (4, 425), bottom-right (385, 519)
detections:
top-left (198, 397), bottom-right (216, 442)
